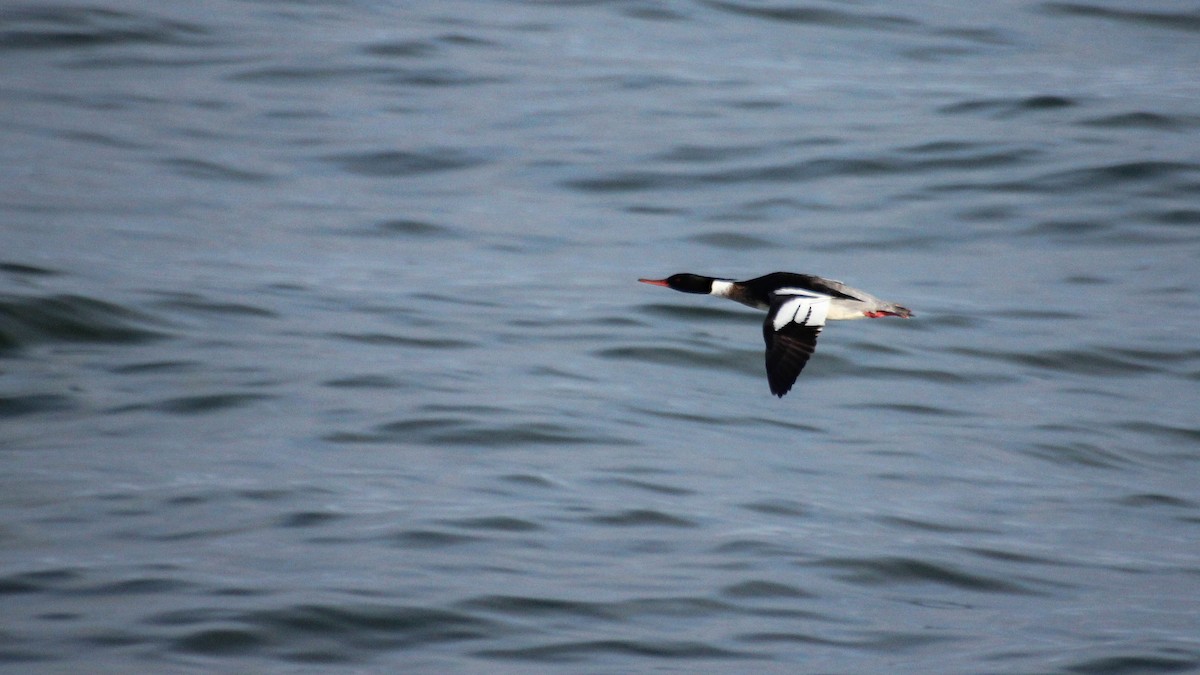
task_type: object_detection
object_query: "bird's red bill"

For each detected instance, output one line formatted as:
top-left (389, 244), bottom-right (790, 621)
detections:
top-left (638, 278), bottom-right (669, 287)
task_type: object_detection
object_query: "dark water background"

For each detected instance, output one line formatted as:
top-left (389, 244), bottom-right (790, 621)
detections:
top-left (3, 1), bottom-right (1199, 672)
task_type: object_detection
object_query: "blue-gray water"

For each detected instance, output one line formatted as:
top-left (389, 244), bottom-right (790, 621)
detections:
top-left (3, 1), bottom-right (1199, 672)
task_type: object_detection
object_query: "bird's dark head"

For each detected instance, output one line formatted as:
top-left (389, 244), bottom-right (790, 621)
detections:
top-left (638, 273), bottom-right (717, 294)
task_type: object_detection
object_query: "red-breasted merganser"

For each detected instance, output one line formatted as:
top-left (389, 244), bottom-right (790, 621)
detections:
top-left (638, 272), bottom-right (912, 397)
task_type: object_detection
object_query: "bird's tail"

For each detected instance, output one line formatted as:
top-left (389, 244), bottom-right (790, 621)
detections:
top-left (865, 303), bottom-right (912, 318)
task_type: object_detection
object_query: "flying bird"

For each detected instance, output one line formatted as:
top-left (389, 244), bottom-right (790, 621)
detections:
top-left (638, 272), bottom-right (912, 397)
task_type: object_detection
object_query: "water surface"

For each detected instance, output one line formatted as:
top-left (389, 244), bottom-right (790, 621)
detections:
top-left (2, 0), bottom-right (1199, 672)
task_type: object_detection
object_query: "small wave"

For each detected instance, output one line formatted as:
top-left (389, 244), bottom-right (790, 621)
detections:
top-left (809, 556), bottom-right (1040, 594)
top-left (321, 374), bottom-right (407, 389)
top-left (636, 302), bottom-right (752, 323)
top-left (0, 567), bottom-right (192, 597)
top-left (437, 516), bottom-right (542, 533)
top-left (739, 499), bottom-right (808, 517)
top-left (497, 473), bottom-right (560, 490)
top-left (0, 567), bottom-right (81, 594)
top-left (1108, 346), bottom-right (1200, 365)
top-left (1144, 208), bottom-right (1200, 226)
top-left (0, 393), bottom-right (74, 417)
top-left (1036, 161), bottom-right (1200, 191)
top-left (686, 232), bottom-right (774, 250)
top-left (932, 26), bottom-right (1013, 46)
top-left (960, 546), bottom-right (1069, 567)
top-left (1058, 650), bottom-right (1200, 674)
top-left (111, 392), bottom-right (274, 415)
top-left (323, 149), bottom-right (488, 178)
top-left (457, 594), bottom-right (767, 651)
top-left (593, 476), bottom-right (695, 497)
top-left (475, 638), bottom-right (753, 662)
top-left (1117, 421), bottom-right (1200, 444)
top-left (738, 629), bottom-right (955, 650)
top-left (856, 366), bottom-right (988, 384)
top-left (909, 163), bottom-right (1199, 196)
top-left (1021, 218), bottom-right (1193, 246)
top-left (359, 35), bottom-right (509, 86)
top-left (0, 6), bottom-right (212, 51)
top-left (324, 417), bottom-right (630, 447)
top-left (172, 629), bottom-right (265, 656)
top-left (858, 402), bottom-right (970, 417)
top-left (1115, 493), bottom-right (1197, 509)
top-left (274, 511), bottom-right (345, 529)
top-left (0, 294), bottom-right (167, 352)
top-left (564, 148), bottom-right (1034, 193)
top-left (699, 0), bottom-right (917, 32)
top-left (810, 233), bottom-right (965, 254)
top-left (151, 293), bottom-right (278, 318)
top-left (227, 64), bottom-right (394, 84)
top-left (939, 95), bottom-right (1077, 118)
top-left (710, 538), bottom-right (798, 557)
top-left (386, 530), bottom-right (481, 548)
top-left (721, 580), bottom-right (813, 600)
top-left (156, 603), bottom-right (502, 658)
top-left (384, 68), bottom-right (506, 88)
top-left (1024, 441), bottom-right (1133, 470)
top-left (751, 416), bottom-right (825, 432)
top-left (109, 359), bottom-right (200, 374)
top-left (582, 508), bottom-right (698, 528)
top-left (1040, 3), bottom-right (1200, 33)
top-left (327, 331), bottom-right (474, 349)
top-left (1080, 112), bottom-right (1200, 132)
top-left (160, 157), bottom-right (274, 183)
top-left (458, 594), bottom-right (614, 620)
top-left (232, 63), bottom-right (504, 88)
top-left (1021, 219), bottom-right (1110, 238)
top-left (950, 346), bottom-right (1151, 376)
top-left (73, 577), bottom-right (193, 596)
top-left (874, 515), bottom-right (998, 535)
top-left (595, 345), bottom-right (757, 375)
top-left (0, 262), bottom-right (58, 277)
top-left (653, 142), bottom-right (772, 164)
top-left (322, 416), bottom-right (470, 444)
top-left (371, 218), bottom-right (459, 238)
top-left (361, 38), bottom-right (439, 59)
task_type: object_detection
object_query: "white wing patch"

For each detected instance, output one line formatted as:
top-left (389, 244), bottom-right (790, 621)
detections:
top-left (771, 289), bottom-right (831, 331)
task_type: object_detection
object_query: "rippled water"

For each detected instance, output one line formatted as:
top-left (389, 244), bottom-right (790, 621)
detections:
top-left (3, 0), bottom-right (1200, 672)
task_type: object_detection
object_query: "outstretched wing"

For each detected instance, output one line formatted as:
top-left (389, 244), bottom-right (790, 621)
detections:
top-left (763, 291), bottom-right (830, 397)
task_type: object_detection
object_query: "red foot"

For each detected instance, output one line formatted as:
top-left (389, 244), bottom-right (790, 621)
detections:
top-left (864, 311), bottom-right (893, 318)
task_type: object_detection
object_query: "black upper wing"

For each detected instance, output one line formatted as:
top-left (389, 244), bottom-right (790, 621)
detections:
top-left (762, 290), bottom-right (830, 397)
top-left (763, 321), bottom-right (822, 397)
